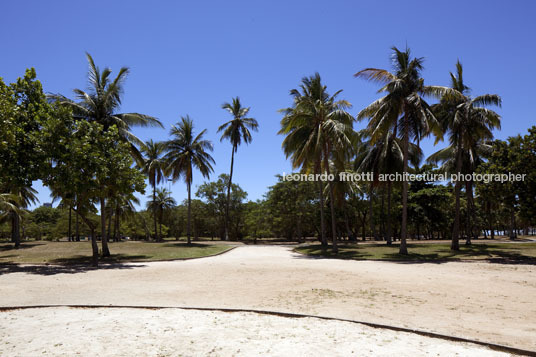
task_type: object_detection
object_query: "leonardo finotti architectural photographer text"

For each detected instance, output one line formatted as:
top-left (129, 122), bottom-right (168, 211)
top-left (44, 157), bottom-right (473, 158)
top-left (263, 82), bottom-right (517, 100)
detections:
top-left (282, 172), bottom-right (526, 183)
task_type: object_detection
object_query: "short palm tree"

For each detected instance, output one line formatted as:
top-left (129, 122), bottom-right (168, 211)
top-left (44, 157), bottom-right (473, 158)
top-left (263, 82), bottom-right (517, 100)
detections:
top-left (355, 47), bottom-right (455, 254)
top-left (428, 61), bottom-right (501, 250)
top-left (146, 188), bottom-right (176, 240)
top-left (218, 97), bottom-right (258, 241)
top-left (164, 116), bottom-right (215, 244)
top-left (279, 73), bottom-right (354, 252)
top-left (3, 185), bottom-right (38, 248)
top-left (141, 139), bottom-right (166, 241)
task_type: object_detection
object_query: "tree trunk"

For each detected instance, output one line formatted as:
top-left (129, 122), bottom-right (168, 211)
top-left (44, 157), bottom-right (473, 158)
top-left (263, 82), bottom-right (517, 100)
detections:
top-left (451, 141), bottom-right (463, 251)
top-left (100, 197), bottom-right (110, 257)
top-left (68, 204), bottom-right (72, 242)
top-left (187, 181), bottom-right (192, 245)
top-left (75, 202), bottom-right (80, 241)
top-left (386, 180), bottom-right (393, 245)
top-left (400, 112), bottom-right (409, 255)
top-left (509, 208), bottom-right (516, 240)
top-left (324, 147), bottom-right (338, 253)
top-left (12, 213), bottom-right (21, 249)
top-left (224, 146), bottom-right (235, 241)
top-left (369, 183), bottom-right (378, 241)
top-left (316, 160), bottom-right (327, 248)
top-left (153, 174), bottom-right (158, 241)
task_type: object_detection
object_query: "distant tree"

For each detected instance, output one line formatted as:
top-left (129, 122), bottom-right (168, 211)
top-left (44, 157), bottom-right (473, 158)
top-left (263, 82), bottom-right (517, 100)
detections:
top-left (141, 140), bottom-right (166, 241)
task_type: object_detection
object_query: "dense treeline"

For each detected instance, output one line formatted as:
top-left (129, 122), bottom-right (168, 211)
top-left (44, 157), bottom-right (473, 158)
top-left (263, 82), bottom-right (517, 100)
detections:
top-left (1, 48), bottom-right (535, 265)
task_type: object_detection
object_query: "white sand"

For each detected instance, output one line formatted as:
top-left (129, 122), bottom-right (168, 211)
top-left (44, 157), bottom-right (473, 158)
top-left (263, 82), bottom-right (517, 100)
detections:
top-left (0, 307), bottom-right (510, 356)
top-left (1, 245), bottom-right (534, 351)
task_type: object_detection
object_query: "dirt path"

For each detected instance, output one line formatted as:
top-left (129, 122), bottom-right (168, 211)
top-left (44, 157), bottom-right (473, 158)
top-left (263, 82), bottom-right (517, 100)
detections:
top-left (1, 245), bottom-right (535, 350)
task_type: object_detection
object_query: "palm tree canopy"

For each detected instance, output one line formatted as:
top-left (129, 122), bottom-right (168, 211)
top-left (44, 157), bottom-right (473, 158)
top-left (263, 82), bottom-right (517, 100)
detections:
top-left (146, 188), bottom-right (176, 212)
top-left (141, 139), bottom-right (166, 187)
top-left (218, 97), bottom-right (259, 151)
top-left (164, 115), bottom-right (215, 184)
top-left (428, 61), bottom-right (501, 172)
top-left (279, 72), bottom-right (355, 172)
top-left (49, 53), bottom-right (163, 162)
top-left (355, 47), bottom-right (459, 145)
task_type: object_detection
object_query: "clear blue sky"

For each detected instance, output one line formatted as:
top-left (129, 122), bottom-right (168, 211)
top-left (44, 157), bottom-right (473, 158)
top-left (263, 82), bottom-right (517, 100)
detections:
top-left (2, 0), bottom-right (535, 209)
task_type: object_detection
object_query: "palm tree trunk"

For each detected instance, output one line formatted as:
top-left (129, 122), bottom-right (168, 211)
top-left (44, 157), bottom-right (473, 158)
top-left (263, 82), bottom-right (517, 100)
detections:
top-left (75, 201), bottom-right (80, 241)
top-left (465, 181), bottom-right (473, 245)
top-left (323, 147), bottom-right (338, 253)
top-left (369, 183), bottom-right (378, 241)
top-left (451, 141), bottom-right (463, 251)
top-left (509, 208), bottom-right (516, 240)
top-left (100, 197), bottom-right (110, 257)
top-left (187, 181), bottom-right (192, 245)
top-left (316, 160), bottom-right (327, 248)
top-left (12, 213), bottom-right (21, 249)
top-left (68, 204), bottom-right (72, 242)
top-left (386, 180), bottom-right (393, 245)
top-left (224, 146), bottom-right (235, 241)
top-left (400, 112), bottom-right (409, 255)
top-left (106, 205), bottom-right (113, 242)
top-left (153, 174), bottom-right (158, 241)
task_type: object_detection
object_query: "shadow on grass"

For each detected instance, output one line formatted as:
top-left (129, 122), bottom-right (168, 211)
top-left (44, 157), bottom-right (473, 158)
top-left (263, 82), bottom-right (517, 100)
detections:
top-left (162, 243), bottom-right (209, 248)
top-left (0, 243), bottom-right (43, 251)
top-left (0, 254), bottom-right (148, 276)
top-left (294, 243), bottom-right (536, 265)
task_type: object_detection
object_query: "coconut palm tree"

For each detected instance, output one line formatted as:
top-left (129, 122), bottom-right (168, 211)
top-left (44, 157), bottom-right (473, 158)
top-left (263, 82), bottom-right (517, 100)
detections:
top-left (355, 47), bottom-right (455, 254)
top-left (2, 185), bottom-right (38, 248)
top-left (428, 60), bottom-right (501, 250)
top-left (218, 97), bottom-right (258, 241)
top-left (279, 73), bottom-right (354, 252)
top-left (140, 140), bottom-right (166, 241)
top-left (164, 116), bottom-right (215, 244)
top-left (146, 188), bottom-right (176, 240)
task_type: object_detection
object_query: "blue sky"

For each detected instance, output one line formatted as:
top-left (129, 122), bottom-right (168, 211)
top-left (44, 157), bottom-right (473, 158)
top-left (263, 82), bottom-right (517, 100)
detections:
top-left (2, 0), bottom-right (535, 209)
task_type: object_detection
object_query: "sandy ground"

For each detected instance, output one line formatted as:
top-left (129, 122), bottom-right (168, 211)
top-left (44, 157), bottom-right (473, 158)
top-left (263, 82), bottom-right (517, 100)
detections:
top-left (0, 307), bottom-right (510, 356)
top-left (1, 245), bottom-right (535, 352)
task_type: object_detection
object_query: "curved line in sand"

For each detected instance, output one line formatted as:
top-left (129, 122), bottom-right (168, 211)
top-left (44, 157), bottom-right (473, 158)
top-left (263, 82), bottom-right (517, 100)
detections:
top-left (0, 304), bottom-right (534, 356)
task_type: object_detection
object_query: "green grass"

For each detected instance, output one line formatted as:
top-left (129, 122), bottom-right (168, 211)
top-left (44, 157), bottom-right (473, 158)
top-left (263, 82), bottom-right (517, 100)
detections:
top-left (0, 240), bottom-right (234, 265)
top-left (295, 242), bottom-right (536, 263)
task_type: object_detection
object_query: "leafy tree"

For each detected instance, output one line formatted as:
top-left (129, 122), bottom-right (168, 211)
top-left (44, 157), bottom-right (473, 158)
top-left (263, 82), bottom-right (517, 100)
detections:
top-left (196, 174), bottom-right (247, 240)
top-left (219, 97), bottom-right (258, 241)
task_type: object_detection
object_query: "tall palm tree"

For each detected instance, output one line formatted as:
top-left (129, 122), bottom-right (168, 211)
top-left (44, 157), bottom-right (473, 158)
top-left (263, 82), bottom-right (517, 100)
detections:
top-left (141, 140), bottom-right (166, 241)
top-left (355, 47), bottom-right (455, 254)
top-left (428, 61), bottom-right (501, 250)
top-left (51, 53), bottom-right (162, 255)
top-left (279, 73), bottom-right (354, 252)
top-left (164, 116), bottom-right (215, 244)
top-left (218, 97), bottom-right (258, 241)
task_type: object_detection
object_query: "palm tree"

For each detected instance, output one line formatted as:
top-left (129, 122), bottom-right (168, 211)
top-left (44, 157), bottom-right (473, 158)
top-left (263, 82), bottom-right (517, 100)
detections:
top-left (141, 140), bottom-right (166, 241)
top-left (218, 97), bottom-right (258, 241)
top-left (428, 61), bottom-right (501, 250)
top-left (279, 73), bottom-right (354, 252)
top-left (3, 185), bottom-right (38, 248)
top-left (164, 116), bottom-right (215, 244)
top-left (146, 188), bottom-right (176, 239)
top-left (50, 53), bottom-right (162, 255)
top-left (355, 47), bottom-right (455, 254)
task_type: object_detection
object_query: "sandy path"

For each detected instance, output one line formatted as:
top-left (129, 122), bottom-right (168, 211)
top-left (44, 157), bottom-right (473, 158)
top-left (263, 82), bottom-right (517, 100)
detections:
top-left (0, 246), bottom-right (535, 351)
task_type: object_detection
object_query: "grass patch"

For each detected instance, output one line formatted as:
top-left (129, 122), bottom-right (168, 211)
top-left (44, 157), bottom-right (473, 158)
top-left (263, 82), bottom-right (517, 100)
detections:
top-left (295, 242), bottom-right (536, 263)
top-left (0, 241), bottom-right (233, 265)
